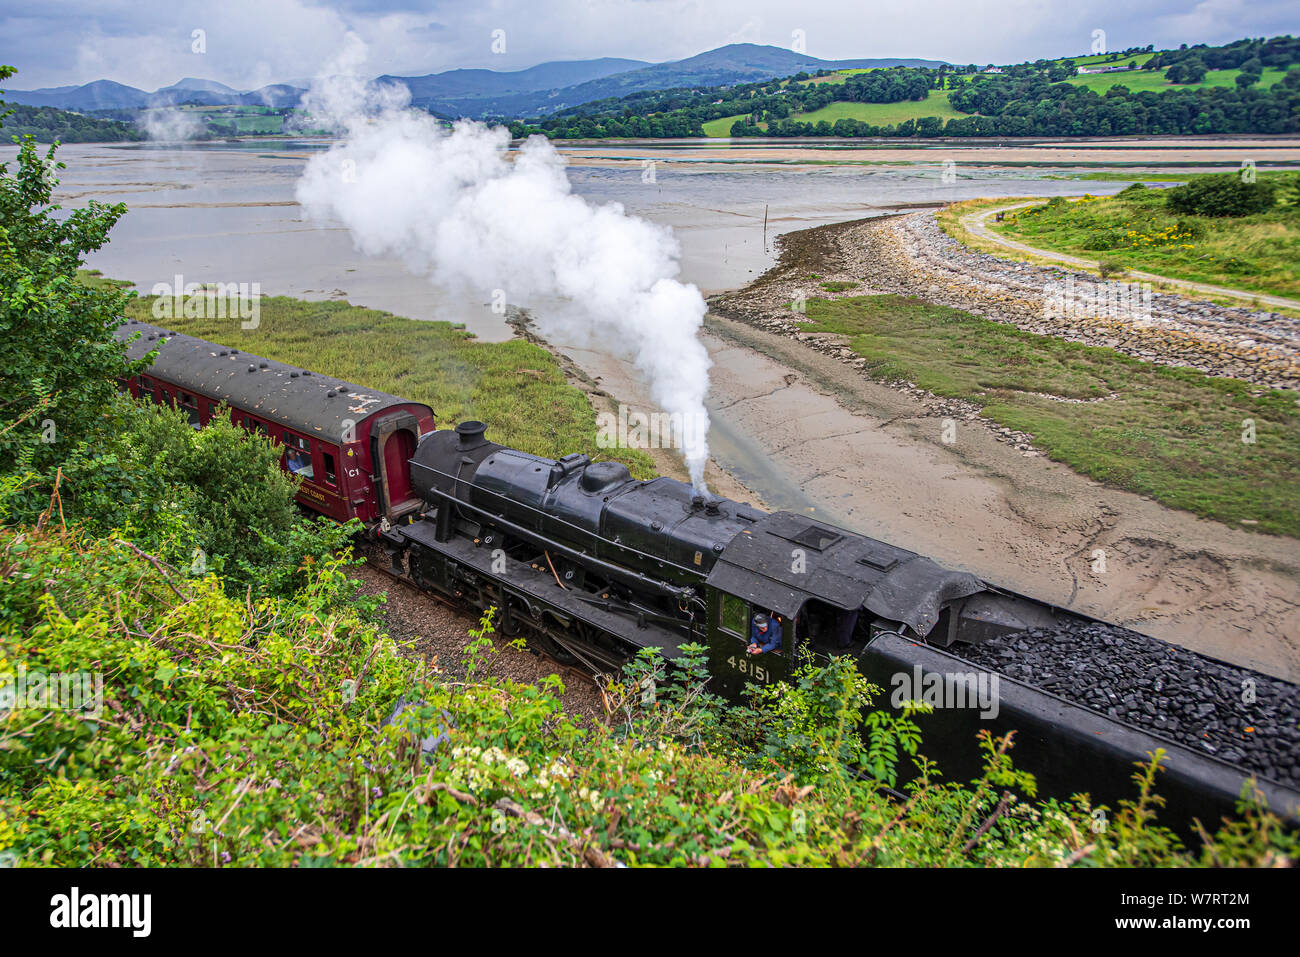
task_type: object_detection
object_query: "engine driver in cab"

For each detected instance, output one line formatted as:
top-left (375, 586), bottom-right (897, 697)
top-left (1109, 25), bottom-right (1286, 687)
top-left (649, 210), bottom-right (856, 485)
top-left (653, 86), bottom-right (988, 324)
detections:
top-left (747, 612), bottom-right (782, 656)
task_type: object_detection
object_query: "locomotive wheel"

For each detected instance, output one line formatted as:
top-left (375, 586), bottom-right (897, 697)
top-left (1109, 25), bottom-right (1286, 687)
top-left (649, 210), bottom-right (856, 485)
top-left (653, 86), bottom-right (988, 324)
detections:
top-left (529, 628), bottom-right (580, 666)
top-left (499, 605), bottom-right (522, 637)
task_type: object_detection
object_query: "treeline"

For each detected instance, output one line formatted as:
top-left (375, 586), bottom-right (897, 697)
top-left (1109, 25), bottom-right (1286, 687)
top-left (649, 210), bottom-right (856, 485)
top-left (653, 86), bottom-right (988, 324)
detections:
top-left (744, 77), bottom-right (1299, 138)
top-left (0, 103), bottom-right (143, 143)
top-left (508, 34), bottom-right (1300, 140)
top-left (1148, 35), bottom-right (1300, 72)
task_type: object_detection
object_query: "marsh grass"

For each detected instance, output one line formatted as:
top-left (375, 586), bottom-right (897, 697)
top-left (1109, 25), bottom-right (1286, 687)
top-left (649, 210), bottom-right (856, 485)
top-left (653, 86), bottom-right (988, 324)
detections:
top-left (123, 292), bottom-right (658, 477)
top-left (799, 294), bottom-right (1300, 536)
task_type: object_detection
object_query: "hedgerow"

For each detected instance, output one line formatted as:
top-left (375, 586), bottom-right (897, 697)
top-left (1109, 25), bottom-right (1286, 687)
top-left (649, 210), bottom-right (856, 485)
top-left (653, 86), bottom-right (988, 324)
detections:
top-left (2, 524), bottom-right (1294, 867)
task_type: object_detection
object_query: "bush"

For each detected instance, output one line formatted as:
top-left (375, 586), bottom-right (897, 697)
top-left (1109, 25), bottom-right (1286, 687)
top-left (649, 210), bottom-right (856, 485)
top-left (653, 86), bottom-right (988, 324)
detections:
top-left (1098, 258), bottom-right (1127, 278)
top-left (4, 527), bottom-right (1297, 867)
top-left (1165, 173), bottom-right (1277, 217)
top-left (0, 394), bottom-right (356, 597)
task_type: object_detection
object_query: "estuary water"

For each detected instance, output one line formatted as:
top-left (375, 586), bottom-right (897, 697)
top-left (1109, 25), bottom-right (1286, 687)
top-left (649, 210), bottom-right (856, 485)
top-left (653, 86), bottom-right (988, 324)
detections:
top-left (23, 137), bottom-right (1154, 340)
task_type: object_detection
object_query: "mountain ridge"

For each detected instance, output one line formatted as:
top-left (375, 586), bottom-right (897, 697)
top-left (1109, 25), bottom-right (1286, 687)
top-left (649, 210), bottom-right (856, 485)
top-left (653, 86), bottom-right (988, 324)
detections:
top-left (2, 43), bottom-right (947, 117)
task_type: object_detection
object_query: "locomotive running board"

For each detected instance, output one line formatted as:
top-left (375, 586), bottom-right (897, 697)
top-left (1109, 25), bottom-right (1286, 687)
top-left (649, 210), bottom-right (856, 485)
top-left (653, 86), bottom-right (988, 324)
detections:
top-left (400, 520), bottom-right (694, 662)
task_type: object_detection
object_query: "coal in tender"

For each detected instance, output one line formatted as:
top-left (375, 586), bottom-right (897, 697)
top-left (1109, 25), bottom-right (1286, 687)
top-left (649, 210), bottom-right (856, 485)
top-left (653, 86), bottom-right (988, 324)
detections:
top-left (956, 620), bottom-right (1300, 791)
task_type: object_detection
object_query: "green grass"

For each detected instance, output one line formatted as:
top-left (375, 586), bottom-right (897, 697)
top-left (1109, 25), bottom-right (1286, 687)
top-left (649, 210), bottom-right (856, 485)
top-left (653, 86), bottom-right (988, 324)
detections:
top-left (993, 176), bottom-right (1300, 299)
top-left (787, 90), bottom-right (965, 126)
top-left (797, 68), bottom-right (877, 86)
top-left (121, 292), bottom-right (657, 477)
top-left (796, 294), bottom-right (1300, 537)
top-left (702, 113), bottom-right (749, 136)
top-left (1064, 66), bottom-right (1288, 94)
top-left (230, 114), bottom-right (285, 133)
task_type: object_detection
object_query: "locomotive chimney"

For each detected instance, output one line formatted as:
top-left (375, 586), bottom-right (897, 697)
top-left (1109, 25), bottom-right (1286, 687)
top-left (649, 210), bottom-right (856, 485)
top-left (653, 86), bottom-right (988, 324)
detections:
top-left (455, 420), bottom-right (488, 451)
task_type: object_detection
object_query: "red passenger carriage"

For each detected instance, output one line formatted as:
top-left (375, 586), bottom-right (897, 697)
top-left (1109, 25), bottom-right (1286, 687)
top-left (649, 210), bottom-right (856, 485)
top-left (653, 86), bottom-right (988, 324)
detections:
top-left (114, 319), bottom-right (436, 526)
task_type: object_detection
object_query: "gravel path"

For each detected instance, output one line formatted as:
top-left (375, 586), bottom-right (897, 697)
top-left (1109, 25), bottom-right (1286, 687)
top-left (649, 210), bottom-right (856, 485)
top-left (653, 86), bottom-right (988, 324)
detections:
top-left (879, 211), bottom-right (1300, 390)
top-left (963, 201), bottom-right (1300, 314)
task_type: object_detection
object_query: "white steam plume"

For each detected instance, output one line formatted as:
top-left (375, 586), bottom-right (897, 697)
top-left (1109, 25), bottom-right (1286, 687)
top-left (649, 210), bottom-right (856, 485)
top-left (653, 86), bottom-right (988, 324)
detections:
top-left (138, 108), bottom-right (204, 142)
top-left (293, 38), bottom-right (712, 491)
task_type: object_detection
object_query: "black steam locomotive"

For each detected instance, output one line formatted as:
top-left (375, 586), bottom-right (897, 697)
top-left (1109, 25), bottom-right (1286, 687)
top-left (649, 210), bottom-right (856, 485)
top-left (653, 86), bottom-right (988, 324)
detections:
top-left (385, 420), bottom-right (1299, 830)
top-left (116, 319), bottom-right (1300, 832)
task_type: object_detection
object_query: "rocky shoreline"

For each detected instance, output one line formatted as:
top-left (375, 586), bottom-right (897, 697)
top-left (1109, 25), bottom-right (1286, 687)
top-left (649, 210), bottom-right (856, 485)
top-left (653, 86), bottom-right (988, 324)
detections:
top-left (710, 210), bottom-right (1300, 395)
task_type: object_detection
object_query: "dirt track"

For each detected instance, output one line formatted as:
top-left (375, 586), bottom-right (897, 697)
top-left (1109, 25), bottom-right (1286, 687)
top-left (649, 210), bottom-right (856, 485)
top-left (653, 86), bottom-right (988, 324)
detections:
top-left (537, 217), bottom-right (1300, 683)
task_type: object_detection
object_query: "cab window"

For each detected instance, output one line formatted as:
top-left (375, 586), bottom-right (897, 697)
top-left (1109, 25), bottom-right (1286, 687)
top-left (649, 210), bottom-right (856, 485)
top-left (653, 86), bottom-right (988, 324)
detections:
top-left (718, 593), bottom-right (748, 637)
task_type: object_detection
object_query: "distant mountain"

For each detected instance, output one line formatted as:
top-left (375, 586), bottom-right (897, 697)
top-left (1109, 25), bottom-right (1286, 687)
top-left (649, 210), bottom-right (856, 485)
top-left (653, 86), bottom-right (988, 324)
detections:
top-left (6, 79), bottom-right (153, 110)
top-left (2, 77), bottom-right (305, 110)
top-left (380, 57), bottom-right (648, 103)
top-left (386, 44), bottom-right (948, 117)
top-left (156, 77), bottom-right (242, 95)
top-left (3, 44), bottom-right (948, 119)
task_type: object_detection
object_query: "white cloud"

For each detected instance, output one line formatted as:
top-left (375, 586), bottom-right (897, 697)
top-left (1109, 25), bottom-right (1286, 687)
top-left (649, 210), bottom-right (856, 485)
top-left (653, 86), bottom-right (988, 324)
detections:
top-left (2, 0), bottom-right (1297, 90)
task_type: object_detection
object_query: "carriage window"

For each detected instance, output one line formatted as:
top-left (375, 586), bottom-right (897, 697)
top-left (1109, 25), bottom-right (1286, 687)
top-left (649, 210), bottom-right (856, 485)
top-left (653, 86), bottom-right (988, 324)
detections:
top-left (322, 452), bottom-right (337, 486)
top-left (718, 593), bottom-right (748, 637)
top-left (179, 392), bottom-right (201, 429)
top-left (139, 376), bottom-right (154, 402)
top-left (284, 433), bottom-right (314, 480)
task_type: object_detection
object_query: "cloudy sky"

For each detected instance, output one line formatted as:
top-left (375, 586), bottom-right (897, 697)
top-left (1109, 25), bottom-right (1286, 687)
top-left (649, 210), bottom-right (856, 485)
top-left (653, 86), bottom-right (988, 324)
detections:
top-left (2, 0), bottom-right (1297, 91)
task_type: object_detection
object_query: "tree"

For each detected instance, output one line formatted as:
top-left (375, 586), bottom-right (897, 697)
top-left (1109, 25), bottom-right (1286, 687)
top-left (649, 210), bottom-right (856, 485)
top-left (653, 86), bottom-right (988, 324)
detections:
top-left (0, 65), bottom-right (148, 473)
top-left (1167, 58), bottom-right (1208, 84)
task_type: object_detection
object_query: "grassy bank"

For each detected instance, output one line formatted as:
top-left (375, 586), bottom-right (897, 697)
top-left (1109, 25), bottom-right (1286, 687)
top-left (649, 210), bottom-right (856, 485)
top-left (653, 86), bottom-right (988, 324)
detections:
top-left (789, 91), bottom-right (964, 127)
top-left (993, 177), bottom-right (1300, 299)
top-left (122, 291), bottom-right (657, 477)
top-left (797, 294), bottom-right (1300, 536)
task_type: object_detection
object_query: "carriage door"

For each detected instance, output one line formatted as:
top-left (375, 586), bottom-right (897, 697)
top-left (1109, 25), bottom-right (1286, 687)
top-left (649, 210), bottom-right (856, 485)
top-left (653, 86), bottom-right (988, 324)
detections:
top-left (372, 411), bottom-right (421, 521)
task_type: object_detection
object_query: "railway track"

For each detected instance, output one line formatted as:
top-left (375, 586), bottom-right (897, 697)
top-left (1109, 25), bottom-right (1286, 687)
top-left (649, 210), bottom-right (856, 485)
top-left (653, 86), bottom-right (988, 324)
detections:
top-left (359, 544), bottom-right (602, 692)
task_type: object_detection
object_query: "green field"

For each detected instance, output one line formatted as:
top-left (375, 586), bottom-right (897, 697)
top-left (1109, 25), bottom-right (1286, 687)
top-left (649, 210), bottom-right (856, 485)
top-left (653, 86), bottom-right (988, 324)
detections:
top-left (1065, 66), bottom-right (1288, 94)
top-left (797, 68), bottom-right (876, 86)
top-left (796, 294), bottom-right (1300, 536)
top-left (1061, 51), bottom-right (1158, 69)
top-left (122, 292), bottom-right (657, 476)
top-left (702, 113), bottom-right (749, 136)
top-left (993, 176), bottom-right (1300, 300)
top-left (788, 90), bottom-right (965, 126)
top-left (230, 113), bottom-right (285, 133)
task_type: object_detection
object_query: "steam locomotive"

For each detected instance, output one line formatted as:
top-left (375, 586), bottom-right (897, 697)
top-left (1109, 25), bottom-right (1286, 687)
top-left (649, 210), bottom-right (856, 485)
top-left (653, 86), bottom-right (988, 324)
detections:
top-left (114, 319), bottom-right (1300, 831)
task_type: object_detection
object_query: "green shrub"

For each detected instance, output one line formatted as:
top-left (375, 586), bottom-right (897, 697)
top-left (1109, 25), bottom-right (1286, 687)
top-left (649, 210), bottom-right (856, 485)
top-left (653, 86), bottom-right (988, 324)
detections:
top-left (1165, 173), bottom-right (1277, 217)
top-left (1, 526), bottom-right (1295, 867)
top-left (0, 394), bottom-right (355, 597)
